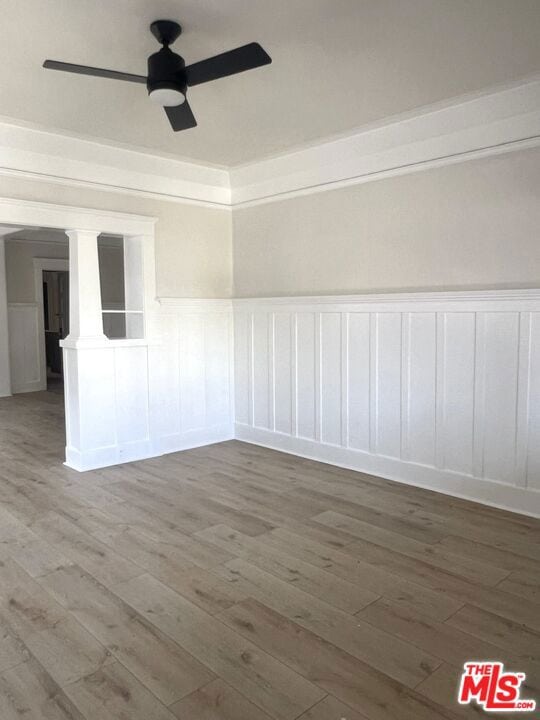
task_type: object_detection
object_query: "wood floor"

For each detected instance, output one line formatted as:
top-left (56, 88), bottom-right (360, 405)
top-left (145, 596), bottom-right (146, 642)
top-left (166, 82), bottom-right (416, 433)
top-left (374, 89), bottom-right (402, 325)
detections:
top-left (0, 390), bottom-right (539, 720)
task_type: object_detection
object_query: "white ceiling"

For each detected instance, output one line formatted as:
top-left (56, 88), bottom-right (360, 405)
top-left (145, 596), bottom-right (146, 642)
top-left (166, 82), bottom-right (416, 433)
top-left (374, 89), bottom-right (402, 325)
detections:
top-left (1, 0), bottom-right (539, 166)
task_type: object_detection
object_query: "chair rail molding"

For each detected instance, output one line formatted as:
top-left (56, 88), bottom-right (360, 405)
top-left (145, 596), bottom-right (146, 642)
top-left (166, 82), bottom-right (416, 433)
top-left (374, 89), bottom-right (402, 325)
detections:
top-left (233, 289), bottom-right (540, 517)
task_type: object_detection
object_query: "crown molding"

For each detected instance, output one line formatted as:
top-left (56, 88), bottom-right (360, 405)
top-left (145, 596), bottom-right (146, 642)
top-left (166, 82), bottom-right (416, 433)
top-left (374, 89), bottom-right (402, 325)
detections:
top-left (0, 76), bottom-right (538, 209)
top-left (230, 75), bottom-right (540, 207)
top-left (0, 120), bottom-right (231, 208)
top-left (0, 197), bottom-right (156, 235)
top-left (5, 234), bottom-right (122, 250)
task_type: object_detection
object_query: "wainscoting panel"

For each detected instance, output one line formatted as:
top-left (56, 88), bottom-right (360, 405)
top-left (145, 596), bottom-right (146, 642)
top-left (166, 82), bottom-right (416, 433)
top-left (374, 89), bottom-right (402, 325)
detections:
top-left (234, 291), bottom-right (540, 517)
top-left (64, 344), bottom-right (153, 471)
top-left (438, 312), bottom-right (475, 476)
top-left (152, 300), bottom-right (234, 458)
top-left (528, 312), bottom-right (540, 489)
top-left (346, 312), bottom-right (370, 452)
top-left (404, 311), bottom-right (437, 466)
top-left (480, 312), bottom-right (521, 484)
top-left (273, 312), bottom-right (293, 436)
top-left (296, 312), bottom-right (317, 441)
top-left (7, 303), bottom-right (44, 393)
top-left (252, 311), bottom-right (271, 430)
top-left (64, 300), bottom-right (234, 471)
top-left (115, 345), bottom-right (151, 447)
top-left (374, 312), bottom-right (402, 459)
top-left (320, 312), bottom-right (342, 446)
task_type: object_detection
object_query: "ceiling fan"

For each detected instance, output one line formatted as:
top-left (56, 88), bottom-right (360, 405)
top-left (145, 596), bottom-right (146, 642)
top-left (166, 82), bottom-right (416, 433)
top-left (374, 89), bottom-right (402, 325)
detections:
top-left (43, 19), bottom-right (272, 132)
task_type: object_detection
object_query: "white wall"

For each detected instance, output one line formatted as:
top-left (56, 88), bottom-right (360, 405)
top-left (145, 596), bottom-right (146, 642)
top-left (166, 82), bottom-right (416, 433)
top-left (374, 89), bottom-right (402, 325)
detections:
top-left (4, 240), bottom-right (69, 392)
top-left (5, 238), bottom-right (125, 305)
top-left (234, 291), bottom-right (540, 517)
top-left (0, 175), bottom-right (233, 298)
top-left (231, 146), bottom-right (540, 517)
top-left (5, 239), bottom-right (68, 302)
top-left (233, 148), bottom-right (540, 297)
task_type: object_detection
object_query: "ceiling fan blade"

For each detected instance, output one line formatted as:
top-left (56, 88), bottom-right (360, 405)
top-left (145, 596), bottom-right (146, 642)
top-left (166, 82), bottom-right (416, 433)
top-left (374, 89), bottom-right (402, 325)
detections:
top-left (185, 42), bottom-right (271, 87)
top-left (43, 60), bottom-right (147, 84)
top-left (164, 100), bottom-right (197, 132)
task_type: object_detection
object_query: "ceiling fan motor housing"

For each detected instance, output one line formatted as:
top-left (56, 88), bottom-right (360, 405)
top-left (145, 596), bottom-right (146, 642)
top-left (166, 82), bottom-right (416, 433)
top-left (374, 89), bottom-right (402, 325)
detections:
top-left (147, 47), bottom-right (187, 99)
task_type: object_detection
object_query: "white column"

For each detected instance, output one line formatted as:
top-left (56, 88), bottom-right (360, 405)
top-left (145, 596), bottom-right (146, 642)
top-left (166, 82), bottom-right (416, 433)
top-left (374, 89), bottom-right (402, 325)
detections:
top-left (64, 230), bottom-right (106, 345)
top-left (0, 236), bottom-right (11, 396)
top-left (61, 229), bottom-right (112, 471)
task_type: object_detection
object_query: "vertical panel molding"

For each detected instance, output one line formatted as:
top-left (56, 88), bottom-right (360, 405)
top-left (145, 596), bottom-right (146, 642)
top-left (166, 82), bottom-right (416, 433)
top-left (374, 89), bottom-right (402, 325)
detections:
top-left (234, 290), bottom-right (540, 517)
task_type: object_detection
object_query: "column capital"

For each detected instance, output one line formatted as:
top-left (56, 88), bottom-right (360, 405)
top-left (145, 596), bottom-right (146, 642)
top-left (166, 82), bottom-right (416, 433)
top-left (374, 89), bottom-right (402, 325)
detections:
top-left (65, 229), bottom-right (100, 240)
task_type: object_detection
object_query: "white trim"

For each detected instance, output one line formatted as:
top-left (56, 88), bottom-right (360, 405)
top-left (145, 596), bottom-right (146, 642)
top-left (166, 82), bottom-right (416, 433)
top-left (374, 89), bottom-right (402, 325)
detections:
top-left (231, 137), bottom-right (540, 208)
top-left (0, 198), bottom-right (157, 235)
top-left (233, 290), bottom-right (540, 518)
top-left (157, 424), bottom-right (235, 457)
top-left (231, 75), bottom-right (540, 206)
top-left (65, 438), bottom-right (154, 472)
top-left (0, 167), bottom-right (231, 210)
top-left (235, 424), bottom-right (540, 519)
top-left (0, 75), bottom-right (538, 208)
top-left (60, 337), bottom-right (150, 349)
top-left (233, 289), bottom-right (540, 313)
top-left (0, 118), bottom-right (231, 208)
top-left (66, 422), bottom-right (235, 472)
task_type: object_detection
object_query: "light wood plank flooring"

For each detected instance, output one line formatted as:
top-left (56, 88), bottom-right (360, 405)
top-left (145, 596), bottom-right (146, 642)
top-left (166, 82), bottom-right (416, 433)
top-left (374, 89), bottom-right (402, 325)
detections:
top-left (0, 390), bottom-right (539, 719)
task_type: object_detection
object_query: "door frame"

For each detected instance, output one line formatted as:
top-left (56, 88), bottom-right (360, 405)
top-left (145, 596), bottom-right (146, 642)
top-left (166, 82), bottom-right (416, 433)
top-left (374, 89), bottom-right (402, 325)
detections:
top-left (33, 257), bottom-right (69, 390)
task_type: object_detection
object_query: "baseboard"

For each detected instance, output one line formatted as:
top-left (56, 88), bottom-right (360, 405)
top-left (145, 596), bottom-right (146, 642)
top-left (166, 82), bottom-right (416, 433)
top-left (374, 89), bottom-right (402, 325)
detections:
top-left (65, 439), bottom-right (154, 472)
top-left (158, 424), bottom-right (235, 456)
top-left (235, 424), bottom-right (540, 519)
top-left (65, 425), bottom-right (235, 472)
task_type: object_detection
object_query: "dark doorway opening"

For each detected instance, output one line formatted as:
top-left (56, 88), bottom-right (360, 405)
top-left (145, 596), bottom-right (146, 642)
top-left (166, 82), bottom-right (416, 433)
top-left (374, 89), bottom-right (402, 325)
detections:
top-left (42, 270), bottom-right (69, 393)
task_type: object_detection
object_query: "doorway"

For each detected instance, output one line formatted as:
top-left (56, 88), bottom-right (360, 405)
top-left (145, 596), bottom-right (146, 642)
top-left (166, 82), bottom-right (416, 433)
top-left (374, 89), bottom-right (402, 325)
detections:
top-left (42, 269), bottom-right (69, 393)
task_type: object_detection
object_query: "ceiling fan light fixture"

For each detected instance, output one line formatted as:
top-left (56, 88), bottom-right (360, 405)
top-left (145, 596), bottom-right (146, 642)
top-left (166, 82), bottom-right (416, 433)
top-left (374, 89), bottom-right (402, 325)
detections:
top-left (148, 86), bottom-right (185, 107)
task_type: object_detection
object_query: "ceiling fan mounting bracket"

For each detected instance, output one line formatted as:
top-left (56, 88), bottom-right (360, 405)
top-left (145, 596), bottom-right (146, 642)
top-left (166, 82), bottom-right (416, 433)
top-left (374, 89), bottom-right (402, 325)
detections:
top-left (150, 20), bottom-right (182, 46)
